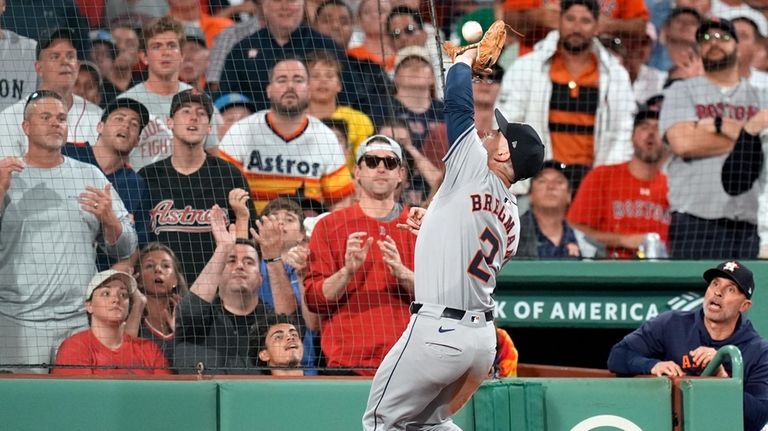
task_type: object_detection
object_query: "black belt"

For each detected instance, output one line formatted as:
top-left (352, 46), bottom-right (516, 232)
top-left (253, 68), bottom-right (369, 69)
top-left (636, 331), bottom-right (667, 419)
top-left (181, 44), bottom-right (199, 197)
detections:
top-left (410, 302), bottom-right (493, 322)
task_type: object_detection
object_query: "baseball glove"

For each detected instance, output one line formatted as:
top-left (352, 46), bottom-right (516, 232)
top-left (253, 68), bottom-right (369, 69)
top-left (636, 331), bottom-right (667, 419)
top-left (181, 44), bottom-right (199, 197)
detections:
top-left (443, 20), bottom-right (521, 74)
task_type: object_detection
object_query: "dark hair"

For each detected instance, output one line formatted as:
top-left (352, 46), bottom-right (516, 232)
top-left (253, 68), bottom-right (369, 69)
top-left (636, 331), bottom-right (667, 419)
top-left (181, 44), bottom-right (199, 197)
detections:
top-left (251, 313), bottom-right (304, 367)
top-left (235, 238), bottom-right (260, 257)
top-left (268, 54), bottom-right (308, 83)
top-left (560, 0), bottom-right (600, 20)
top-left (261, 197), bottom-right (306, 231)
top-left (386, 6), bottom-right (424, 33)
top-left (322, 118), bottom-right (349, 141)
top-left (141, 16), bottom-right (184, 52)
top-left (134, 242), bottom-right (189, 297)
top-left (304, 49), bottom-right (342, 81)
top-left (316, 0), bottom-right (353, 19)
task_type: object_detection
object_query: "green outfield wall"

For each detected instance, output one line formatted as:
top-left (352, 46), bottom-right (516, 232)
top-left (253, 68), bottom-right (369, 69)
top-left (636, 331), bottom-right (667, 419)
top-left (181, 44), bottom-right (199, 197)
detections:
top-left (0, 376), bottom-right (742, 430)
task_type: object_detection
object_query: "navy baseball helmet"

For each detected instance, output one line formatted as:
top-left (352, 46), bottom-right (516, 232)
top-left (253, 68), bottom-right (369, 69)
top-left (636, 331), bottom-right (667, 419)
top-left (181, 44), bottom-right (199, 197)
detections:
top-left (494, 108), bottom-right (545, 183)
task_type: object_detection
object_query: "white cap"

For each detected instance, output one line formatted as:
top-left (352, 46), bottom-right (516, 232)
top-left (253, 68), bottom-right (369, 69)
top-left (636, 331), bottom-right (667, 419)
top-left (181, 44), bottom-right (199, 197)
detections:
top-left (355, 135), bottom-right (404, 163)
top-left (394, 45), bottom-right (432, 71)
top-left (85, 269), bottom-right (137, 301)
top-left (717, 7), bottom-right (768, 38)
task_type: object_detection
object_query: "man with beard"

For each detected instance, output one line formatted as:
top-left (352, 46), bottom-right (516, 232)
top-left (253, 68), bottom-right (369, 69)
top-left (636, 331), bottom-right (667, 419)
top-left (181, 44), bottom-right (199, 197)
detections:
top-left (63, 98), bottom-right (151, 270)
top-left (138, 90), bottom-right (250, 285)
top-left (608, 260), bottom-right (768, 431)
top-left (568, 104), bottom-right (671, 259)
top-left (219, 56), bottom-right (354, 214)
top-left (496, 0), bottom-right (634, 196)
top-left (660, 17), bottom-right (768, 258)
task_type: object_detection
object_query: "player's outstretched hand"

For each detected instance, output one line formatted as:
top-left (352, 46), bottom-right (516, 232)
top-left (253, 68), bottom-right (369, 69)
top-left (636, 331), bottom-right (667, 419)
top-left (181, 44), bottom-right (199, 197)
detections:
top-left (344, 232), bottom-right (373, 274)
top-left (397, 207), bottom-right (426, 235)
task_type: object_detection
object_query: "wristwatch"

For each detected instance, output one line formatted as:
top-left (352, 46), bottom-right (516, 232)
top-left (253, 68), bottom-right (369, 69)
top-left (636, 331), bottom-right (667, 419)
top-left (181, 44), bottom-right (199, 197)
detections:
top-left (715, 116), bottom-right (723, 135)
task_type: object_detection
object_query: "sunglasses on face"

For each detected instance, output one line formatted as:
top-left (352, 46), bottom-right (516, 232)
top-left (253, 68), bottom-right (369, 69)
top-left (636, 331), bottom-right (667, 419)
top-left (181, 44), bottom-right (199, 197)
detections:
top-left (699, 31), bottom-right (733, 43)
top-left (362, 154), bottom-right (400, 170)
top-left (391, 24), bottom-right (418, 40)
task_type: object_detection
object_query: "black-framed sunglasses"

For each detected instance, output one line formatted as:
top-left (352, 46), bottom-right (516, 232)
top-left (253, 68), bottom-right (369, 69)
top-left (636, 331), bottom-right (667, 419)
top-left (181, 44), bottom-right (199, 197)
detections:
top-left (24, 90), bottom-right (63, 108)
top-left (391, 24), bottom-right (418, 40)
top-left (698, 31), bottom-right (733, 43)
top-left (362, 154), bottom-right (400, 170)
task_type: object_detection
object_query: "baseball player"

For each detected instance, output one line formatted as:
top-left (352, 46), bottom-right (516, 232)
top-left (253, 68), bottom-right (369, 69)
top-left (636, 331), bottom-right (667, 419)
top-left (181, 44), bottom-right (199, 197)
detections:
top-left (361, 45), bottom-right (545, 430)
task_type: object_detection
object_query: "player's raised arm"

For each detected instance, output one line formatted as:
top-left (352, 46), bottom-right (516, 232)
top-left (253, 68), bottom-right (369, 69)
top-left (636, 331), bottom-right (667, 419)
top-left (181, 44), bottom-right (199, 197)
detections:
top-left (444, 52), bottom-right (477, 147)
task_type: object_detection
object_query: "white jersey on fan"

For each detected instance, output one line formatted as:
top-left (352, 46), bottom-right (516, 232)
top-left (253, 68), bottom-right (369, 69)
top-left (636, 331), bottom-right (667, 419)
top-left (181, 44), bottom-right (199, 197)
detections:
top-left (0, 30), bottom-right (37, 111)
top-left (118, 82), bottom-right (220, 170)
top-left (414, 126), bottom-right (520, 312)
top-left (0, 94), bottom-right (101, 158)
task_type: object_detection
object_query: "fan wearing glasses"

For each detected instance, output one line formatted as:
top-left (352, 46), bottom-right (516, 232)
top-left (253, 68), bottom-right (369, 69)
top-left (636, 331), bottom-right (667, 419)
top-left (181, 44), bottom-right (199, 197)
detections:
top-left (305, 135), bottom-right (417, 376)
top-left (386, 6), bottom-right (445, 98)
top-left (661, 17), bottom-right (768, 259)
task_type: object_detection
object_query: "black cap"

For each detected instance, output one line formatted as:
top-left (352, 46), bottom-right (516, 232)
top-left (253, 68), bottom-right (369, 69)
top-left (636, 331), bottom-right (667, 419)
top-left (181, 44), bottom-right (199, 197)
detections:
top-left (494, 109), bottom-right (545, 182)
top-left (170, 89), bottom-right (214, 119)
top-left (634, 107), bottom-right (660, 128)
top-left (704, 260), bottom-right (754, 299)
top-left (667, 7), bottom-right (701, 23)
top-left (102, 98), bottom-right (150, 132)
top-left (697, 17), bottom-right (739, 43)
top-left (36, 27), bottom-right (76, 59)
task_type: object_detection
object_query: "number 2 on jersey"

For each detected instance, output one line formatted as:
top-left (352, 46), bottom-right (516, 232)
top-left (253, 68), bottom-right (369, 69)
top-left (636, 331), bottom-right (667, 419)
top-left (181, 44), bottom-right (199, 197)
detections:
top-left (467, 228), bottom-right (500, 283)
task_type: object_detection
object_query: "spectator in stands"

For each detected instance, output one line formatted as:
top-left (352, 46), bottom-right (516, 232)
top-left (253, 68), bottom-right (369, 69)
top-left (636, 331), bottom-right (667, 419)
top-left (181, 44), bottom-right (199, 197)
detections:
top-left (496, 0), bottom-right (635, 193)
top-left (139, 90), bottom-right (250, 285)
top-left (712, 0), bottom-right (768, 35)
top-left (473, 63), bottom-right (504, 137)
top-left (205, 0), bottom-right (263, 93)
top-left (305, 135), bottom-right (416, 375)
top-left (74, 61), bottom-right (103, 107)
top-left (386, 6), bottom-right (445, 98)
top-left (501, 0), bottom-right (649, 56)
top-left (127, 242), bottom-right (188, 363)
top-left (174, 205), bottom-right (298, 374)
top-left (347, 0), bottom-right (395, 71)
top-left (0, 3), bottom-right (37, 112)
top-left (651, 7), bottom-right (703, 73)
top-left (0, 28), bottom-right (102, 158)
top-left (231, 195), bottom-right (321, 373)
top-left (253, 316), bottom-right (306, 376)
top-left (219, 56), bottom-right (354, 214)
top-left (179, 27), bottom-right (210, 92)
top-left (105, 24), bottom-right (143, 100)
top-left (660, 17), bottom-right (768, 258)
top-left (727, 12), bottom-right (768, 86)
top-left (62, 98), bottom-right (151, 270)
top-left (608, 260), bottom-right (768, 431)
top-left (0, 90), bottom-right (136, 372)
top-left (517, 160), bottom-right (582, 258)
top-left (621, 24), bottom-right (669, 105)
top-left (88, 31), bottom-right (118, 106)
top-left (307, 50), bottom-right (374, 169)
top-left (119, 16), bottom-right (219, 171)
top-left (52, 270), bottom-right (171, 375)
top-left (313, 0), bottom-right (355, 49)
top-left (377, 118), bottom-right (443, 207)
top-left (568, 104), bottom-right (670, 259)
top-left (214, 92), bottom-right (258, 139)
top-left (323, 118), bottom-right (353, 168)
top-left (167, 0), bottom-right (234, 48)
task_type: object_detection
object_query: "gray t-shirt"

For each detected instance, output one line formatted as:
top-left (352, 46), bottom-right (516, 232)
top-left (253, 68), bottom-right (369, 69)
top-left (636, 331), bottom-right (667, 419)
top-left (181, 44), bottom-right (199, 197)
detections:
top-left (0, 30), bottom-right (37, 111)
top-left (659, 76), bottom-right (765, 222)
top-left (118, 82), bottom-right (220, 170)
top-left (0, 157), bottom-right (137, 322)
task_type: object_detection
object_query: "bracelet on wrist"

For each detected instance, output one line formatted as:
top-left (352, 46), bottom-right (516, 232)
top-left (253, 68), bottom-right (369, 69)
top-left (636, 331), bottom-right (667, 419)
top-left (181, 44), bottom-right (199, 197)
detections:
top-left (264, 256), bottom-right (282, 263)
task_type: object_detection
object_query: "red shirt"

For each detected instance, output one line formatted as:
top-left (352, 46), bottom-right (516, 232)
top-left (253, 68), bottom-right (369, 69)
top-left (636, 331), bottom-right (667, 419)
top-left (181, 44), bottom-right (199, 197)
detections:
top-left (305, 203), bottom-right (416, 375)
top-left (567, 162), bottom-right (670, 259)
top-left (52, 330), bottom-right (172, 375)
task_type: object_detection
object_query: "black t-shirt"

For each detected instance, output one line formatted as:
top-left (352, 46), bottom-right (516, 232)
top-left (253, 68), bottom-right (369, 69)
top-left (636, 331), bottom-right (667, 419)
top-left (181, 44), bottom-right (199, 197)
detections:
top-left (139, 156), bottom-right (250, 284)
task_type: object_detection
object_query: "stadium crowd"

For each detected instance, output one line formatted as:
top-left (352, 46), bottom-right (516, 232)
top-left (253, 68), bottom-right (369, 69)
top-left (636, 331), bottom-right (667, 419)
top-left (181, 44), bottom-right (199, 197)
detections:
top-left (0, 0), bottom-right (767, 397)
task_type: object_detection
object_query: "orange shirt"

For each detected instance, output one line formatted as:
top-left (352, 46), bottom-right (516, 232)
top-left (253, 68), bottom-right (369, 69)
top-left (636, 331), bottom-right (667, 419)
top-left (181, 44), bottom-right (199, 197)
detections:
top-left (503, 0), bottom-right (649, 54)
top-left (548, 52), bottom-right (599, 166)
top-left (200, 12), bottom-right (235, 48)
top-left (348, 46), bottom-right (396, 72)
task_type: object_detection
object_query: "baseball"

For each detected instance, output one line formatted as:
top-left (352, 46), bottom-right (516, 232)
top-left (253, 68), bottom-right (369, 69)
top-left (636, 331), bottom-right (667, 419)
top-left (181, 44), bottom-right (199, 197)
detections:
top-left (462, 21), bottom-right (483, 43)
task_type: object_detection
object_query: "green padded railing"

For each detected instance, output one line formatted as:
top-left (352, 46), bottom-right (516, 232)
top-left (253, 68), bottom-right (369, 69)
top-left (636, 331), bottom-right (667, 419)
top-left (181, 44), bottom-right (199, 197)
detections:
top-left (701, 345), bottom-right (744, 380)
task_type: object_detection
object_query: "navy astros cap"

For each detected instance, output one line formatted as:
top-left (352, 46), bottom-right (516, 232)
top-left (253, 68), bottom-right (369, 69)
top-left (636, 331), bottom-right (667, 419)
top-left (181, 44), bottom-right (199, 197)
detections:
top-left (494, 108), bottom-right (545, 183)
top-left (37, 27), bottom-right (76, 59)
top-left (704, 260), bottom-right (754, 299)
